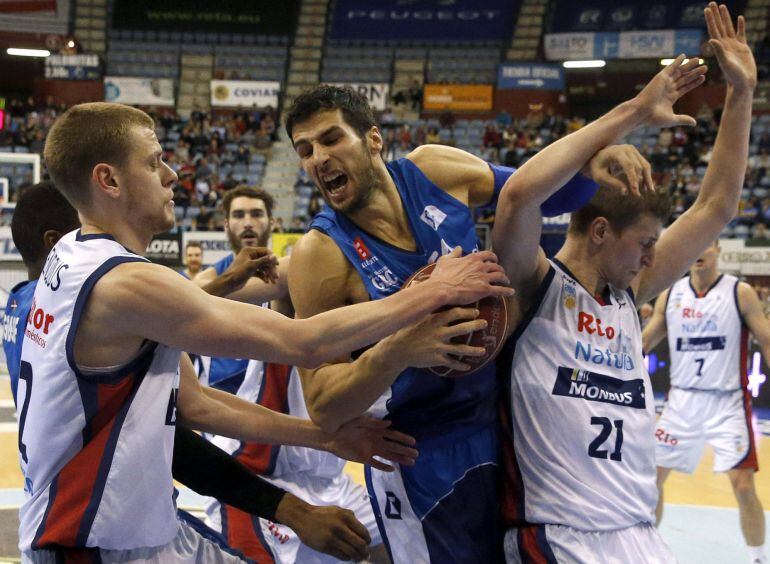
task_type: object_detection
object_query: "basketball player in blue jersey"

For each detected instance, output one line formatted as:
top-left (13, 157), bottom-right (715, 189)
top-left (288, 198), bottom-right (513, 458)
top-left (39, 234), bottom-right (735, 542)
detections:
top-left (2, 182), bottom-right (79, 407)
top-left (644, 241), bottom-right (768, 564)
top-left (493, 3), bottom-right (754, 560)
top-left (283, 85), bottom-right (650, 561)
top-left (16, 102), bottom-right (511, 562)
top-left (4, 181), bottom-right (399, 562)
top-left (193, 186), bottom-right (287, 392)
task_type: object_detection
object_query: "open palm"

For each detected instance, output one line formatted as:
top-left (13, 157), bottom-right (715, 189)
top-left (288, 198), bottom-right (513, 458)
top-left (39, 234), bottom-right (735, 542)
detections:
top-left (705, 2), bottom-right (757, 90)
top-left (635, 54), bottom-right (708, 129)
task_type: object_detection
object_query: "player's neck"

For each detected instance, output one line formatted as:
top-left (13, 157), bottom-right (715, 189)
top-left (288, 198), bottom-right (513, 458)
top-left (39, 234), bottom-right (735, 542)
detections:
top-left (555, 242), bottom-right (609, 299)
top-left (79, 216), bottom-right (150, 256)
top-left (346, 172), bottom-right (415, 251)
top-left (690, 269), bottom-right (720, 294)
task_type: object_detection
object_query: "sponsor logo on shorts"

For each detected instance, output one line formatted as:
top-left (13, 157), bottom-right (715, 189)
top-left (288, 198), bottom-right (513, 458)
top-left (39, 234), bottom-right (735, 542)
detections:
top-left (654, 428), bottom-right (679, 446)
top-left (552, 365), bottom-right (646, 408)
top-left (419, 205), bottom-right (447, 231)
top-left (676, 336), bottom-right (726, 352)
top-left (385, 491), bottom-right (402, 520)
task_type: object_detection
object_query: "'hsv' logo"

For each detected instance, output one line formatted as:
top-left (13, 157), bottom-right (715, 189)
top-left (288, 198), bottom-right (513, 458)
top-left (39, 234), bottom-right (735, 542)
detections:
top-left (354, 237), bottom-right (371, 261)
top-left (577, 311), bottom-right (615, 340)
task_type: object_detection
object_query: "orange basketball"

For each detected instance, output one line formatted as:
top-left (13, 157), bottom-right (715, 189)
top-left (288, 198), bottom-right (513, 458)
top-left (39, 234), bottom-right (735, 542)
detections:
top-left (402, 262), bottom-right (509, 377)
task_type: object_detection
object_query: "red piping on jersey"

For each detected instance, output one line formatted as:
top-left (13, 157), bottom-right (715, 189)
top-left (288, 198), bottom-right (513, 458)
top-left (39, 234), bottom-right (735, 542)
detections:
top-left (224, 505), bottom-right (276, 564)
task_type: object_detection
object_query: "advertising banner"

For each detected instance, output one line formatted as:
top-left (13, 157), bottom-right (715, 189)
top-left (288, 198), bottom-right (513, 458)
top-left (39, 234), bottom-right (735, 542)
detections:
top-left (104, 77), bottom-right (175, 106)
top-left (544, 29), bottom-right (703, 61)
top-left (329, 0), bottom-right (515, 40)
top-left (45, 54), bottom-right (101, 80)
top-left (718, 239), bottom-right (770, 276)
top-left (111, 0), bottom-right (299, 35)
top-left (183, 231), bottom-right (231, 266)
top-left (423, 84), bottom-right (493, 111)
top-left (210, 80), bottom-right (280, 108)
top-left (145, 231), bottom-right (182, 267)
top-left (272, 233), bottom-right (303, 258)
top-left (0, 226), bottom-right (20, 261)
top-left (497, 63), bottom-right (564, 90)
top-left (330, 83), bottom-right (390, 111)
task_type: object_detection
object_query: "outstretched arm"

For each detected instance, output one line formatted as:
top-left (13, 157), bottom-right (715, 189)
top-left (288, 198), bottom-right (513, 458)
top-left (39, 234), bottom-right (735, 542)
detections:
top-left (738, 282), bottom-right (770, 365)
top-left (493, 56), bottom-right (706, 297)
top-left (635, 3), bottom-right (756, 304)
top-left (642, 289), bottom-right (670, 354)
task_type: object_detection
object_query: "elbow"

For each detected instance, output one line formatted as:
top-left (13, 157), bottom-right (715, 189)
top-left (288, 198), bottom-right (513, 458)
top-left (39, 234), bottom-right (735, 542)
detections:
top-left (305, 393), bottom-right (344, 433)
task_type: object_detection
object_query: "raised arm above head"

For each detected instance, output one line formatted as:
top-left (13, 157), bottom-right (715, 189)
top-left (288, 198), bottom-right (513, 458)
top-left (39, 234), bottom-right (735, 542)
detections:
top-left (634, 2), bottom-right (756, 304)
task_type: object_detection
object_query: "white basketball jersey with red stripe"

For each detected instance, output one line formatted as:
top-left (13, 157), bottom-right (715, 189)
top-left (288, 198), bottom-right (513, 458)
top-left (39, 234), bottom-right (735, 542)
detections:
top-left (501, 259), bottom-right (656, 531)
top-left (16, 230), bottom-right (181, 552)
top-left (665, 274), bottom-right (747, 391)
top-left (209, 362), bottom-right (344, 479)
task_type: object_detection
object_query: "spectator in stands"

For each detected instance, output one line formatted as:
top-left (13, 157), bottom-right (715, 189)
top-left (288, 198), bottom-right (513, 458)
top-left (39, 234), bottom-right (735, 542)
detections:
top-left (425, 127), bottom-right (440, 144)
top-left (380, 107), bottom-right (396, 125)
top-left (482, 124), bottom-right (502, 161)
top-left (752, 222), bottom-right (770, 239)
top-left (496, 109), bottom-right (512, 129)
top-left (272, 217), bottom-right (285, 234)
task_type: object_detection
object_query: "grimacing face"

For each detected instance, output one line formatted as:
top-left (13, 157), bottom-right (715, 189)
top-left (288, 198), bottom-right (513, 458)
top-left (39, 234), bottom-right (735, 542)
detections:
top-left (224, 196), bottom-right (273, 252)
top-left (291, 109), bottom-right (380, 214)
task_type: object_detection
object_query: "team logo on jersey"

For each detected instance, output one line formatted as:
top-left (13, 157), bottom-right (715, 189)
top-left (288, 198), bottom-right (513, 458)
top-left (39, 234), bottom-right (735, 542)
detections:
top-left (655, 428), bottom-right (679, 446)
top-left (420, 205), bottom-right (447, 231)
top-left (41, 248), bottom-right (69, 291)
top-left (552, 366), bottom-right (646, 408)
top-left (354, 237), bottom-right (372, 261)
top-left (676, 336), bottom-right (726, 352)
top-left (562, 280), bottom-right (577, 309)
top-left (2, 311), bottom-right (18, 344)
top-left (385, 491), bottom-right (402, 519)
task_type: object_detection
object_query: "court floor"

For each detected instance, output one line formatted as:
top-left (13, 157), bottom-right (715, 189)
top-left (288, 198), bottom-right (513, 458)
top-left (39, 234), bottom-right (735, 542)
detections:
top-left (1, 378), bottom-right (769, 562)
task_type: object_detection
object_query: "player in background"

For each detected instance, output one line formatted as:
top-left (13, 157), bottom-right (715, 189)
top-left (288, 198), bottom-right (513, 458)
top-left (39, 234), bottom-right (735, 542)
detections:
top-left (19, 100), bottom-right (512, 561)
top-left (182, 241), bottom-right (204, 280)
top-left (643, 241), bottom-right (768, 564)
top-left (492, 3), bottom-right (753, 560)
top-left (3, 181), bottom-right (391, 562)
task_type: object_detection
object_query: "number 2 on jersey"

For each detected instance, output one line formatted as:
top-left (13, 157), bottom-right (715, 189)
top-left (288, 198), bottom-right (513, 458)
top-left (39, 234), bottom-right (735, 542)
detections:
top-left (17, 361), bottom-right (33, 464)
top-left (588, 417), bottom-right (624, 462)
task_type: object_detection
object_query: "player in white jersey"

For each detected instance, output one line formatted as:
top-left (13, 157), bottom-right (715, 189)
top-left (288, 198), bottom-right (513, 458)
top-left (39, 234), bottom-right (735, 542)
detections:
top-left (204, 363), bottom-right (387, 563)
top-left (643, 241), bottom-right (768, 563)
top-left (18, 102), bottom-right (512, 562)
top-left (491, 3), bottom-right (755, 560)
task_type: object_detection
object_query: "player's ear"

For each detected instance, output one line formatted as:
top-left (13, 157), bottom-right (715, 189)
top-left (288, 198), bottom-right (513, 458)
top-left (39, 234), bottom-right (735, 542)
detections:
top-left (42, 229), bottom-right (63, 251)
top-left (368, 126), bottom-right (383, 155)
top-left (92, 163), bottom-right (120, 199)
top-left (588, 217), bottom-right (610, 245)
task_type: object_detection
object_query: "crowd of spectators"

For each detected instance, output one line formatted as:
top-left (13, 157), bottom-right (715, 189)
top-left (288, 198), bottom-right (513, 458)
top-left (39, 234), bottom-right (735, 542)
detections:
top-left (1, 98), bottom-right (279, 231)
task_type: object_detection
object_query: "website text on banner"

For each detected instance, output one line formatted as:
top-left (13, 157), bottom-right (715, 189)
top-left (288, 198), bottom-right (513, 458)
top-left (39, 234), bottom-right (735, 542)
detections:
top-left (544, 29), bottom-right (703, 61)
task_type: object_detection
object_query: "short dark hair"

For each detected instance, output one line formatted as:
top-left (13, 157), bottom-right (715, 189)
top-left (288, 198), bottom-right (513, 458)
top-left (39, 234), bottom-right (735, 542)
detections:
top-left (568, 186), bottom-right (671, 236)
top-left (11, 181), bottom-right (80, 266)
top-left (185, 241), bottom-right (202, 251)
top-left (285, 85), bottom-right (377, 141)
top-left (222, 185), bottom-right (275, 218)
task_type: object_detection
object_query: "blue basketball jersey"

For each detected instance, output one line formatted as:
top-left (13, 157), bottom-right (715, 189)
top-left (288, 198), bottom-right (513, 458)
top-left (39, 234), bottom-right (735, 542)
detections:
top-left (309, 158), bottom-right (496, 440)
top-left (205, 253), bottom-right (247, 389)
top-left (2, 279), bottom-right (36, 406)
